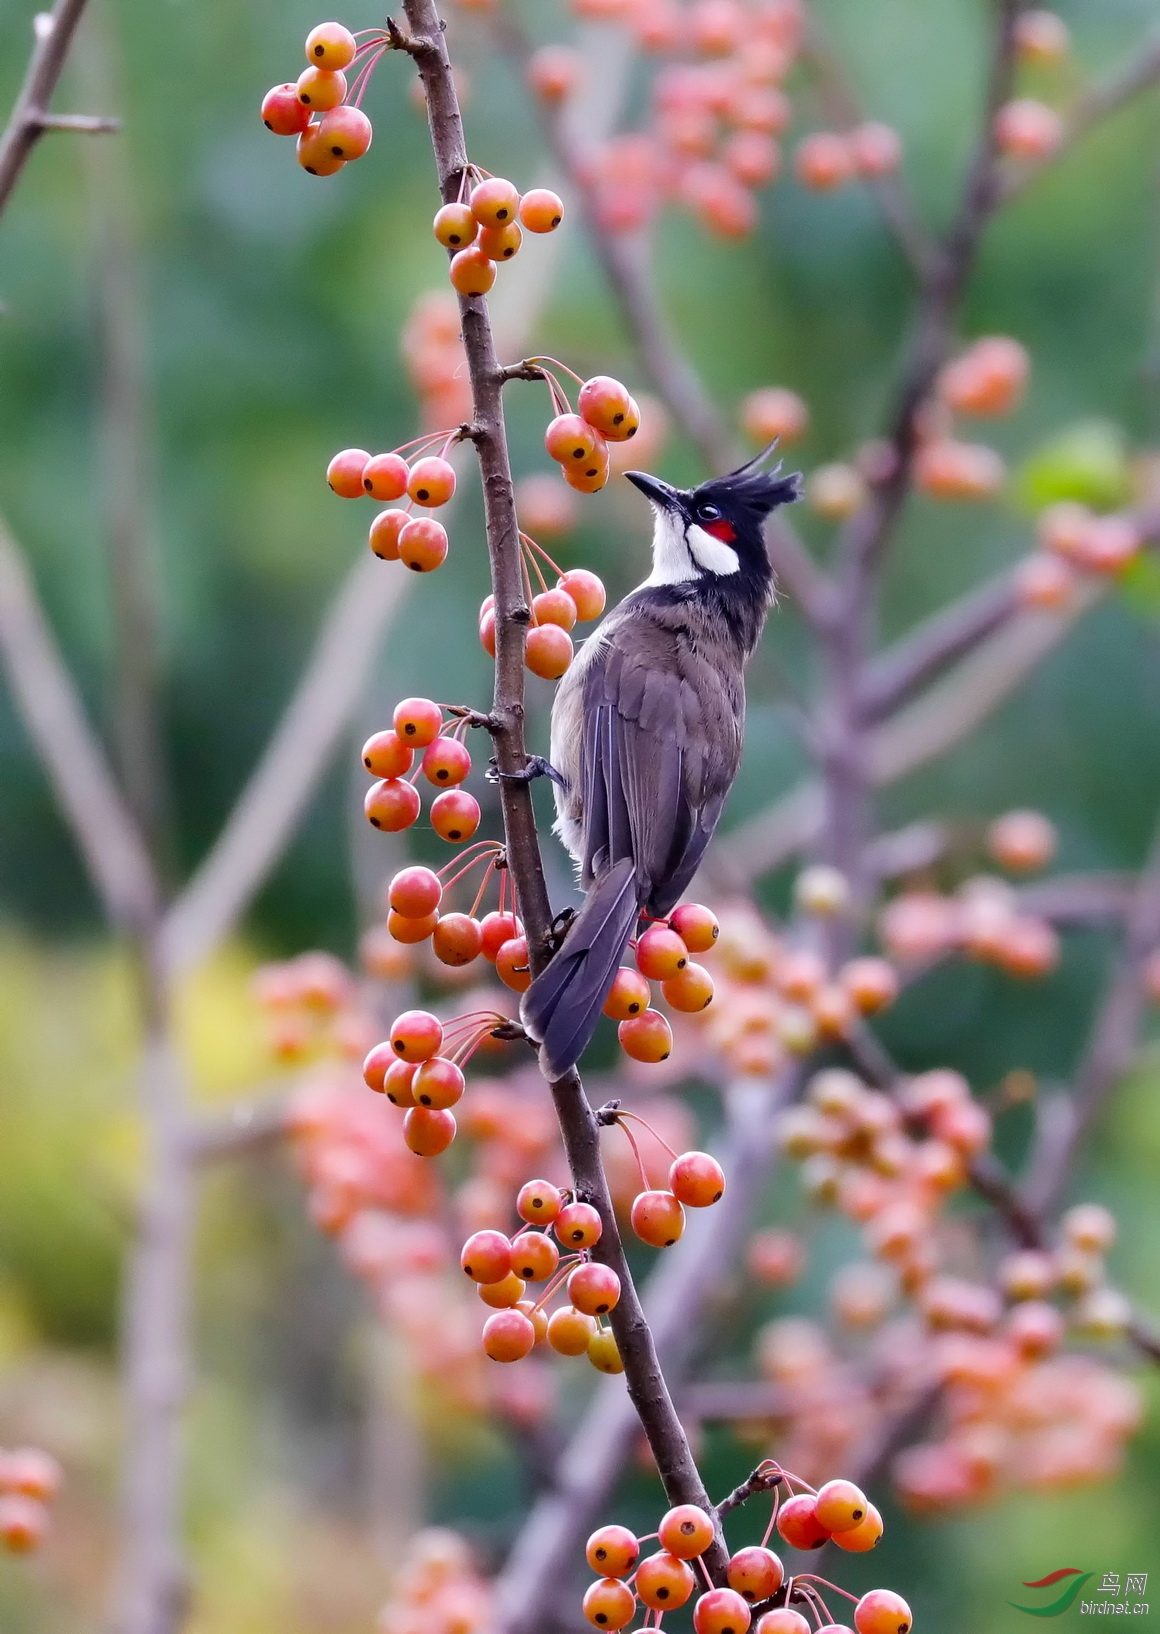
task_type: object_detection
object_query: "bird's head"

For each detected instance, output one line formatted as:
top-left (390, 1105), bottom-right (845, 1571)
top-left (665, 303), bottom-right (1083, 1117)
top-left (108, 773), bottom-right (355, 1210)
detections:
top-left (625, 447), bottom-right (802, 595)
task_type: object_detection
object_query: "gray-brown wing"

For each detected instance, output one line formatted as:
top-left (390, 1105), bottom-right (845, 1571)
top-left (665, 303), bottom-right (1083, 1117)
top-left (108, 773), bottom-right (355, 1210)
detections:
top-left (579, 611), bottom-right (744, 916)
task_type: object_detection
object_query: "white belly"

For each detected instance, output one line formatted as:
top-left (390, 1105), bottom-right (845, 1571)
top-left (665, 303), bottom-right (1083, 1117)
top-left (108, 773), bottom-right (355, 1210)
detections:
top-left (549, 631), bottom-right (605, 868)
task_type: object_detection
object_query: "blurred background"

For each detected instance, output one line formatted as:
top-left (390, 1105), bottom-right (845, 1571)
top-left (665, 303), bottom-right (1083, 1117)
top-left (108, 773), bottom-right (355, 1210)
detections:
top-left (0, 0), bottom-right (1159, 1629)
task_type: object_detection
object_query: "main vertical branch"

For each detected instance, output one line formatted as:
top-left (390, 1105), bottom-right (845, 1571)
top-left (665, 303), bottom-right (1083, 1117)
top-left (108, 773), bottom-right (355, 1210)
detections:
top-left (400, 0), bottom-right (730, 1597)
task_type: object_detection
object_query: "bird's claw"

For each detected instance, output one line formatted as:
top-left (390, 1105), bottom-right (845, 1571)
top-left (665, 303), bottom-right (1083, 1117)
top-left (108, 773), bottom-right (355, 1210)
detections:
top-left (546, 907), bottom-right (577, 953)
top-left (486, 755), bottom-right (566, 787)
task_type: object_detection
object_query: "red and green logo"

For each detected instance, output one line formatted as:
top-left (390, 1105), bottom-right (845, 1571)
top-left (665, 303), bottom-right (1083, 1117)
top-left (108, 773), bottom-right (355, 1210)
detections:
top-left (1010, 1570), bottom-right (1095, 1616)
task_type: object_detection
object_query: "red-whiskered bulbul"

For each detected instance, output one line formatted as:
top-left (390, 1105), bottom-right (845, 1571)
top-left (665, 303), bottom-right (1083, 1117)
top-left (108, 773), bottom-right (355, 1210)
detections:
top-left (520, 450), bottom-right (802, 1081)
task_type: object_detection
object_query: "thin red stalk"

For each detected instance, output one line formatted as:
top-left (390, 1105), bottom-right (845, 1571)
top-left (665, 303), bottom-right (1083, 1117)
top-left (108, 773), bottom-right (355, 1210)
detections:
top-left (520, 531), bottom-right (565, 579)
top-left (615, 1116), bottom-right (653, 1195)
top-left (617, 1108), bottom-right (680, 1162)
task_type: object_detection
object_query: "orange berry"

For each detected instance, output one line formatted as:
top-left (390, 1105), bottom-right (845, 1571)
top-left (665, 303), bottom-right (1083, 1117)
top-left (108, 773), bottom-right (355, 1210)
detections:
top-left (794, 130), bottom-right (854, 190)
top-left (832, 1503), bottom-right (884, 1553)
top-left (741, 386), bottom-right (809, 444)
top-left (849, 121), bottom-right (902, 178)
top-left (394, 696), bottom-right (443, 746)
top-left (362, 729), bottom-right (413, 779)
top-left (987, 808), bottom-right (1056, 872)
top-left (387, 864), bottom-right (442, 918)
top-left (529, 45), bottom-right (582, 102)
top-left (296, 67), bottom-right (347, 111)
top-left (546, 1305), bottom-right (597, 1355)
top-left (578, 375), bottom-right (637, 440)
top-left (694, 1588), bottom-right (753, 1634)
top-left (382, 1059), bottom-right (417, 1107)
top-left (305, 22), bottom-right (357, 70)
top-left (555, 1200), bottom-right (602, 1249)
top-left (727, 1546), bottom-right (784, 1603)
top-left (691, 0), bottom-right (744, 55)
top-left (407, 456), bottom-right (456, 507)
top-left (318, 104), bottom-right (372, 160)
top-left (563, 451), bottom-right (611, 494)
top-left (662, 961), bottom-right (714, 1012)
top-left (422, 736), bottom-right (472, 786)
top-left (431, 788), bottom-right (481, 843)
top-left (669, 1151), bottom-right (725, 1207)
top-left (636, 1551), bottom-right (696, 1612)
top-left (0, 1450), bottom-right (60, 1504)
top-left (814, 1478), bottom-right (870, 1533)
top-left (532, 587), bottom-right (578, 631)
top-left (603, 966), bottom-right (652, 1020)
top-left (631, 1188), bottom-right (685, 1247)
top-left (297, 122), bottom-right (345, 175)
top-left (583, 1578), bottom-right (637, 1630)
top-left (994, 98), bottom-right (1063, 160)
top-left (480, 911), bottom-right (522, 961)
top-left (757, 1615), bottom-right (812, 1634)
top-left (510, 1231), bottom-right (560, 1282)
top-left (1015, 551), bottom-right (1075, 610)
top-left (478, 221), bottom-right (523, 261)
top-left (587, 1328), bottom-right (624, 1374)
top-left (723, 130), bottom-right (781, 187)
top-left (361, 1040), bottom-right (395, 1093)
top-left (526, 623), bottom-right (574, 680)
top-left (668, 903), bottom-right (719, 953)
top-left (517, 1178), bottom-right (563, 1225)
top-left (413, 1055), bottom-right (465, 1109)
top-left (775, 1493), bottom-right (829, 1550)
top-left (327, 447), bottom-right (370, 497)
top-left (854, 1591), bottom-right (912, 1634)
top-left (618, 1009), bottom-right (673, 1063)
top-left (519, 187), bottom-right (565, 233)
top-left (635, 925), bottom-right (689, 979)
top-left (478, 1270), bottom-right (526, 1308)
top-left (364, 778), bottom-right (420, 831)
top-left (545, 413), bottom-right (607, 467)
top-left (0, 1494), bottom-right (48, 1554)
top-left (262, 83), bottom-right (312, 136)
top-left (368, 508), bottom-right (410, 560)
top-left (558, 568), bottom-right (606, 621)
top-left (389, 1008), bottom-right (443, 1062)
top-left (482, 1307), bottom-right (537, 1362)
top-left (433, 201), bottom-right (478, 248)
top-left (587, 1525), bottom-right (640, 1579)
top-left (432, 912), bottom-right (483, 967)
top-left (841, 956), bottom-right (899, 1015)
top-left (461, 1229), bottom-right (513, 1283)
top-left (362, 452), bottom-right (409, 501)
top-left (479, 605), bottom-right (497, 657)
top-left (568, 1262), bottom-right (621, 1316)
top-left (914, 439), bottom-right (1005, 500)
top-left (402, 1106), bottom-right (456, 1156)
top-left (470, 176), bottom-right (521, 227)
top-left (449, 246), bottom-right (497, 296)
top-left (398, 516), bottom-right (448, 572)
top-left (387, 907), bottom-right (437, 944)
top-left (496, 934), bottom-right (532, 992)
top-left (658, 1503), bottom-right (715, 1560)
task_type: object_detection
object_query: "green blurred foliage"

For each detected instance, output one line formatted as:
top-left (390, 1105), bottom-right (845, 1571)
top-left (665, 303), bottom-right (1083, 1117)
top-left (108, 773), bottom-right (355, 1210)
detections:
top-left (1, 0), bottom-right (1160, 1629)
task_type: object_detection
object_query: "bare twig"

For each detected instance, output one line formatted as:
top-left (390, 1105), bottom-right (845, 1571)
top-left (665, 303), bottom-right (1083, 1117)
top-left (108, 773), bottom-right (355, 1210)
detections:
top-left (0, 512), bottom-right (158, 929)
top-left (0, 0), bottom-right (108, 218)
top-left (403, 0), bottom-right (729, 1595)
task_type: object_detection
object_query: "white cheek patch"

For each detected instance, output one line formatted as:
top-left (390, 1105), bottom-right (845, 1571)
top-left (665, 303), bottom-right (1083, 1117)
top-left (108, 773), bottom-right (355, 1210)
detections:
top-left (687, 522), bottom-right (740, 576)
top-left (642, 506), bottom-right (697, 586)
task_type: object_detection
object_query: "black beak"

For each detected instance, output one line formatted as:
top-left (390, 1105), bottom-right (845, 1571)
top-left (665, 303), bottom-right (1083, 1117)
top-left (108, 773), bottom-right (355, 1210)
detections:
top-left (625, 471), bottom-right (684, 510)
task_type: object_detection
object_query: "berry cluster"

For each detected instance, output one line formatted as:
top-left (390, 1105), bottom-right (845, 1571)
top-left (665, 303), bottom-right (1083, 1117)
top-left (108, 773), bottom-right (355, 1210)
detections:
top-left (606, 903), bottom-right (722, 1065)
top-left (376, 1528), bottom-right (492, 1634)
top-left (1016, 500), bottom-right (1143, 612)
top-left (402, 290), bottom-right (474, 431)
top-left (362, 699), bottom-right (481, 840)
top-left (0, 1447), bottom-right (62, 1555)
top-left (436, 173), bottom-right (565, 298)
top-left (531, 360), bottom-right (642, 495)
top-left (328, 437), bottom-right (461, 573)
top-left (261, 22), bottom-right (380, 176)
top-left (251, 949), bottom-right (372, 1063)
top-left (479, 540), bottom-right (607, 682)
top-left (365, 1005), bottom-right (515, 1158)
top-left (582, 1475), bottom-right (911, 1634)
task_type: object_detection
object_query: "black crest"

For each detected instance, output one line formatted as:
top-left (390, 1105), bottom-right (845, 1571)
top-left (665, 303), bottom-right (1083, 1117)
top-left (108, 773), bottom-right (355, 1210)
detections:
top-left (694, 442), bottom-right (803, 521)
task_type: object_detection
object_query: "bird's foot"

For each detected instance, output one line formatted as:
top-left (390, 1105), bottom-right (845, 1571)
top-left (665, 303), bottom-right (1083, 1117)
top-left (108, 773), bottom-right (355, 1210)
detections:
top-left (546, 906), bottom-right (577, 953)
top-left (486, 755), bottom-right (566, 787)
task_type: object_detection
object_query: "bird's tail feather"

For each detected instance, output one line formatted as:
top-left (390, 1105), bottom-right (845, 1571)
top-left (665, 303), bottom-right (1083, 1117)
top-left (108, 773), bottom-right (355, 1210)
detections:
top-left (521, 858), bottom-right (640, 1081)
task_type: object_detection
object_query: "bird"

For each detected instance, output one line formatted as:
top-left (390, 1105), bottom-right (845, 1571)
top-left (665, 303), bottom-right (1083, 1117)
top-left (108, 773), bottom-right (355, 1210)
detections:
top-left (520, 447), bottom-right (802, 1082)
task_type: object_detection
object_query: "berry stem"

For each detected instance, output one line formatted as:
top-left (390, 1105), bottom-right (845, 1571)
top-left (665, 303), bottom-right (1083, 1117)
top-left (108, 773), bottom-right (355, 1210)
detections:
top-left (616, 1108), bottom-right (681, 1162)
top-left (613, 1116), bottom-right (654, 1196)
top-left (520, 530), bottom-right (565, 580)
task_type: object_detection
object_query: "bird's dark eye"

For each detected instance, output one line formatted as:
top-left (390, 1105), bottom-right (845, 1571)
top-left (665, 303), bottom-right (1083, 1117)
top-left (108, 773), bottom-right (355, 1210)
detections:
top-left (696, 503), bottom-right (722, 521)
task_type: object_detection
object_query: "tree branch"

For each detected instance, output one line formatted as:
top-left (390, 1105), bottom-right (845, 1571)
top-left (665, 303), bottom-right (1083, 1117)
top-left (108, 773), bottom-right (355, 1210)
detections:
top-left (0, 0), bottom-right (107, 219)
top-left (402, 0), bottom-right (729, 1594)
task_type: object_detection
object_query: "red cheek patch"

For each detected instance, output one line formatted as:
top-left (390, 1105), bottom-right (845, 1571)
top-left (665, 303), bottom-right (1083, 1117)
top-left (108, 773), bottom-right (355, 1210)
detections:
top-left (703, 518), bottom-right (736, 543)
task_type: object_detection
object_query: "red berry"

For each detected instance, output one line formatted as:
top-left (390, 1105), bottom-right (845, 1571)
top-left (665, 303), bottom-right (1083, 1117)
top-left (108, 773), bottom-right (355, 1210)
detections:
top-left (318, 104), bottom-right (372, 161)
top-left (429, 788), bottom-right (480, 844)
top-left (636, 1551), bottom-right (696, 1612)
top-left (394, 697), bottom-right (444, 746)
top-left (554, 1200), bottom-right (602, 1248)
top-left (635, 925), bottom-right (689, 979)
top-left (618, 1009), bottom-right (673, 1063)
top-left (519, 187), bottom-right (565, 233)
top-left (631, 1189), bottom-right (685, 1247)
top-left (516, 1178), bottom-right (562, 1225)
top-left (578, 375), bottom-right (637, 441)
top-left (402, 1106), bottom-right (456, 1155)
top-left (434, 201), bottom-right (478, 248)
top-left (510, 1231), bottom-right (560, 1282)
top-left (478, 221), bottom-right (523, 261)
top-left (532, 587), bottom-right (578, 631)
top-left (305, 22), bottom-right (357, 70)
top-left (449, 246), bottom-right (497, 297)
top-left (408, 456), bottom-right (457, 507)
top-left (478, 1270), bottom-right (526, 1309)
top-left (558, 568), bottom-right (606, 621)
top-left (727, 1547), bottom-right (784, 1603)
top-left (583, 1578), bottom-right (636, 1630)
top-left (389, 1008), bottom-right (443, 1063)
top-left (297, 122), bottom-right (345, 176)
top-left (661, 961), bottom-right (714, 1012)
top-left (461, 1229), bottom-right (513, 1283)
top-left (0, 1450), bottom-right (58, 1501)
top-left (482, 1307), bottom-right (536, 1362)
top-left (669, 1150), bottom-right (726, 1207)
top-left (262, 83), bottom-right (312, 136)
top-left (480, 911), bottom-right (522, 962)
top-left (568, 1261), bottom-right (621, 1315)
top-left (586, 1525), bottom-right (641, 1578)
top-left (694, 1588), bottom-right (753, 1634)
top-left (368, 508), bottom-right (409, 561)
top-left (669, 902), bottom-right (719, 952)
top-left (327, 447), bottom-right (370, 497)
top-left (496, 934), bottom-right (532, 991)
top-left (361, 729), bottom-right (413, 778)
top-left (296, 67), bottom-right (347, 110)
top-left (658, 1503), bottom-right (715, 1560)
top-left (545, 413), bottom-right (606, 467)
top-left (832, 1504), bottom-right (884, 1553)
top-left (362, 1040), bottom-right (396, 1092)
top-left (479, 605), bottom-right (497, 657)
top-left (422, 736), bottom-right (472, 786)
top-left (364, 778), bottom-right (420, 831)
top-left (603, 967), bottom-right (652, 1020)
top-left (775, 1493), bottom-right (829, 1550)
top-left (412, 1055), bottom-right (465, 1109)
top-left (387, 865), bottom-right (442, 918)
top-left (526, 623), bottom-right (574, 679)
top-left (757, 1615), bottom-right (812, 1634)
top-left (362, 452), bottom-right (409, 501)
top-left (470, 176), bottom-right (521, 227)
top-left (398, 516), bottom-right (449, 572)
top-left (432, 913), bottom-right (483, 967)
top-left (854, 1591), bottom-right (912, 1634)
top-left (382, 1059), bottom-right (417, 1107)
top-left (0, 1494), bottom-right (48, 1554)
top-left (794, 130), bottom-right (854, 190)
top-left (815, 1478), bottom-right (870, 1533)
